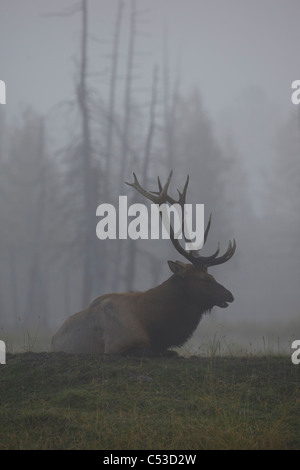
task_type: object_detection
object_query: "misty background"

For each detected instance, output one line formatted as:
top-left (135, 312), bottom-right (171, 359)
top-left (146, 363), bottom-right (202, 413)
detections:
top-left (0, 0), bottom-right (299, 354)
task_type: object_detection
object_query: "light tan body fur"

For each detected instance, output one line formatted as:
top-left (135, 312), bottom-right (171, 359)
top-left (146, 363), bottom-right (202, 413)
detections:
top-left (51, 293), bottom-right (152, 355)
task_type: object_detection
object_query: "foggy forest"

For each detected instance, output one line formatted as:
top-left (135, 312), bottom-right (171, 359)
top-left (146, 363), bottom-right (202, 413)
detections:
top-left (0, 0), bottom-right (299, 355)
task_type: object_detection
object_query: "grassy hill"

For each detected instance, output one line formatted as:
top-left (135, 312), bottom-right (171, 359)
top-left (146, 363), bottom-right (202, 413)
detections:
top-left (0, 352), bottom-right (299, 450)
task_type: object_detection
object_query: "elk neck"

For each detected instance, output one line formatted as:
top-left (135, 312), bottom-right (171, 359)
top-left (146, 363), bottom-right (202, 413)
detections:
top-left (137, 274), bottom-right (204, 350)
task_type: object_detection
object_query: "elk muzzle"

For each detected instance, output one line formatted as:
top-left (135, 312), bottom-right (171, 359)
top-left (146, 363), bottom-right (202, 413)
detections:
top-left (216, 289), bottom-right (234, 308)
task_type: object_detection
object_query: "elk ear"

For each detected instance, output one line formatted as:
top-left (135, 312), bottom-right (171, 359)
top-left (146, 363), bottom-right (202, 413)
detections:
top-left (167, 260), bottom-right (187, 277)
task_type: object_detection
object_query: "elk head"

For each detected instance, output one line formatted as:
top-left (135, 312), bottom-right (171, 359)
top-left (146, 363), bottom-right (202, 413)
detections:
top-left (126, 171), bottom-right (236, 315)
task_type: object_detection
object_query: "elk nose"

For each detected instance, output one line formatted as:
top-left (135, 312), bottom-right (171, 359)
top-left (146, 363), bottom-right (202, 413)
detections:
top-left (226, 291), bottom-right (234, 303)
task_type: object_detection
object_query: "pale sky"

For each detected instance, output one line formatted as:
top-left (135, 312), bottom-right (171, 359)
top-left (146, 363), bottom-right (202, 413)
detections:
top-left (1, 0), bottom-right (299, 210)
top-left (0, 0), bottom-right (299, 119)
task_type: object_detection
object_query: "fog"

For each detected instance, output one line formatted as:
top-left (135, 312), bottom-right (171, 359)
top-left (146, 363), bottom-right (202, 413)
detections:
top-left (0, 0), bottom-right (299, 353)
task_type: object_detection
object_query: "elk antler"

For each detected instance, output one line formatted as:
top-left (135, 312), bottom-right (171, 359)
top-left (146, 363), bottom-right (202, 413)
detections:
top-left (126, 172), bottom-right (236, 269)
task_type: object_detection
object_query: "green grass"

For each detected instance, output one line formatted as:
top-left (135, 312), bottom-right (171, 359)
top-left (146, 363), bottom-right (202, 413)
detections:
top-left (0, 352), bottom-right (299, 450)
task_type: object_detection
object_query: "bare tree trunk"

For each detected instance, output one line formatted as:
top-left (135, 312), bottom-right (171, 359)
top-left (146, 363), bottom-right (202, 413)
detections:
top-left (103, 0), bottom-right (124, 292)
top-left (77, 0), bottom-right (94, 307)
top-left (113, 0), bottom-right (137, 291)
top-left (125, 66), bottom-right (158, 291)
top-left (105, 0), bottom-right (123, 194)
top-left (0, 111), bottom-right (6, 324)
top-left (162, 27), bottom-right (180, 170)
top-left (23, 119), bottom-right (48, 328)
top-left (119, 0), bottom-right (136, 190)
top-left (142, 66), bottom-right (158, 185)
top-left (163, 25), bottom-right (172, 169)
top-left (41, 1), bottom-right (97, 307)
top-left (64, 262), bottom-right (70, 319)
top-left (9, 244), bottom-right (19, 325)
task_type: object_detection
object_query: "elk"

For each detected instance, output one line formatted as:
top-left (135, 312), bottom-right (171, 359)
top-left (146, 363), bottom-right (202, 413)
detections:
top-left (51, 172), bottom-right (236, 356)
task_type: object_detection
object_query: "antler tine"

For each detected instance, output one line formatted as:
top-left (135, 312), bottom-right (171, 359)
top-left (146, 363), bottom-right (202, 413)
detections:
top-left (205, 239), bottom-right (236, 267)
top-left (126, 171), bottom-right (173, 204)
top-left (176, 174), bottom-right (189, 204)
top-left (191, 242), bottom-right (220, 262)
top-left (126, 172), bottom-right (236, 269)
top-left (162, 174), bottom-right (189, 205)
top-left (189, 215), bottom-right (236, 268)
top-left (149, 176), bottom-right (164, 197)
top-left (197, 239), bottom-right (236, 268)
top-left (160, 170), bottom-right (173, 201)
top-left (157, 173), bottom-right (195, 264)
top-left (147, 172), bottom-right (190, 207)
top-left (126, 171), bottom-right (196, 264)
top-left (184, 212), bottom-right (212, 252)
top-left (149, 175), bottom-right (164, 196)
top-left (204, 213), bottom-right (212, 245)
top-left (157, 176), bottom-right (162, 192)
top-left (156, 174), bottom-right (193, 245)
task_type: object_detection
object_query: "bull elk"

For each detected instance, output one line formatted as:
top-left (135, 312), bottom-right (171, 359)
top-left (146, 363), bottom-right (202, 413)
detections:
top-left (51, 172), bottom-right (236, 356)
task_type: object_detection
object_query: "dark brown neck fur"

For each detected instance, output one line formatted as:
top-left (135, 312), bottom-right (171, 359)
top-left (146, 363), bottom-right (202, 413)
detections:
top-left (138, 275), bottom-right (210, 351)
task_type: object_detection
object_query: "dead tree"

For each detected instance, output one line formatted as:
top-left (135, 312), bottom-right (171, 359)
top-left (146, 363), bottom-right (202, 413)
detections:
top-left (105, 0), bottom-right (124, 195)
top-left (125, 65), bottom-right (159, 291)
